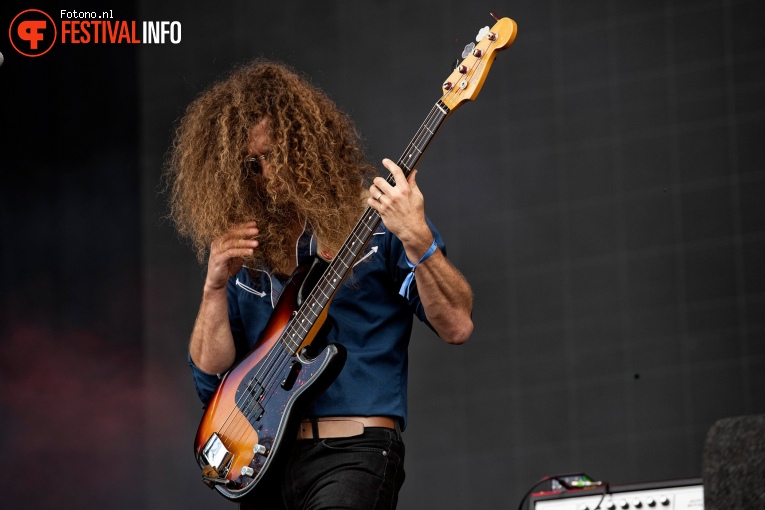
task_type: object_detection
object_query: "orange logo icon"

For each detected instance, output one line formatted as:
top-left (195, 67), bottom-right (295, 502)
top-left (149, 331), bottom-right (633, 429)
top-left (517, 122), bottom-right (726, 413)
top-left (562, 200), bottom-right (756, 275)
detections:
top-left (9, 9), bottom-right (57, 57)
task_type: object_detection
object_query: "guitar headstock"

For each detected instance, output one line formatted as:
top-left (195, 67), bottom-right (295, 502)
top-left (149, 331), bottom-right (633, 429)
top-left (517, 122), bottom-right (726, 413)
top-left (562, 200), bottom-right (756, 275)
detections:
top-left (441, 16), bottom-right (517, 111)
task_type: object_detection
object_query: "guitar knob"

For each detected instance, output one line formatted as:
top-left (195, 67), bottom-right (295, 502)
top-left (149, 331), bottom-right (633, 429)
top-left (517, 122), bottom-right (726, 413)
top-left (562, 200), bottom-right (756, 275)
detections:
top-left (443, 81), bottom-right (453, 90)
top-left (461, 42), bottom-right (475, 59)
top-left (241, 466), bottom-right (255, 477)
top-left (253, 444), bottom-right (268, 456)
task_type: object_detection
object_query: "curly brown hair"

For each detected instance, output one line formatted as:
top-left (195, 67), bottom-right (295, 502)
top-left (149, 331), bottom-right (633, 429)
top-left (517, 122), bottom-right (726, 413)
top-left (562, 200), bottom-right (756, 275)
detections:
top-left (165, 59), bottom-right (375, 275)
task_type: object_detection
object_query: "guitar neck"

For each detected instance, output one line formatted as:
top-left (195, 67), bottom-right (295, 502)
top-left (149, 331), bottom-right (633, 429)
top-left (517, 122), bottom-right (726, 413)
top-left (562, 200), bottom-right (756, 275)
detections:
top-left (280, 99), bottom-right (451, 353)
top-left (391, 99), bottom-right (451, 180)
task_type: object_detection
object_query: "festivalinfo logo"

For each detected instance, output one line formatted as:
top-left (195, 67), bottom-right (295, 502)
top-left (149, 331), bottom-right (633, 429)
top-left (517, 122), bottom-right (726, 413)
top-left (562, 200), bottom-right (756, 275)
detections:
top-left (9, 8), bottom-right (182, 57)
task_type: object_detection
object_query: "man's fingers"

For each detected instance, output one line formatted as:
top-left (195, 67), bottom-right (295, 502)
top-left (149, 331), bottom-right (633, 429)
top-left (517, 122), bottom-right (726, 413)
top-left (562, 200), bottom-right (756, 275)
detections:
top-left (216, 238), bottom-right (258, 257)
top-left (221, 248), bottom-right (255, 260)
top-left (212, 222), bottom-right (259, 253)
top-left (382, 158), bottom-right (409, 189)
top-left (225, 223), bottom-right (259, 241)
top-left (408, 169), bottom-right (418, 188)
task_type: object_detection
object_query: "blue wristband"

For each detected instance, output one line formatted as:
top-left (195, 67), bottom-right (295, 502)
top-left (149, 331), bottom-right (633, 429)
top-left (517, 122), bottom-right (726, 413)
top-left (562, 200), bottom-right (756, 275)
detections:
top-left (399, 237), bottom-right (438, 299)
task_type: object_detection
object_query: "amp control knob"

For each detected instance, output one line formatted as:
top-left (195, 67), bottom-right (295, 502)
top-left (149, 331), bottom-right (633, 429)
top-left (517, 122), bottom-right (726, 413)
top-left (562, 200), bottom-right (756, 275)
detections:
top-left (659, 496), bottom-right (670, 506)
top-left (619, 499), bottom-right (629, 509)
top-left (646, 497), bottom-right (656, 507)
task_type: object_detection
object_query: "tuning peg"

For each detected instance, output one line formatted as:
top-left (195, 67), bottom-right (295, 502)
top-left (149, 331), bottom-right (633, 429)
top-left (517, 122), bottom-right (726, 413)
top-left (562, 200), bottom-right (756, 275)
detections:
top-left (476, 26), bottom-right (498, 42)
top-left (476, 26), bottom-right (490, 42)
top-left (462, 42), bottom-right (475, 59)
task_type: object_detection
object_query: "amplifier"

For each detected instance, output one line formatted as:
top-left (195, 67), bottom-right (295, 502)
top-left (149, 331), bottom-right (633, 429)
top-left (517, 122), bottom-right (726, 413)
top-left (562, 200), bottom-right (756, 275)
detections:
top-left (528, 478), bottom-right (703, 510)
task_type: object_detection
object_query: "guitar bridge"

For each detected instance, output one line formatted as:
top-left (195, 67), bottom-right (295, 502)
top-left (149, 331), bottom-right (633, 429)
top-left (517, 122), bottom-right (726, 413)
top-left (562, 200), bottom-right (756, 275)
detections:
top-left (201, 433), bottom-right (233, 486)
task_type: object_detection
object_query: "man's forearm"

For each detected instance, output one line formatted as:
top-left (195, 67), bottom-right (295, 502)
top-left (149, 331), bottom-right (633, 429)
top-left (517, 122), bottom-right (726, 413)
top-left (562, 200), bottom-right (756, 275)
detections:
top-left (411, 250), bottom-right (474, 344)
top-left (189, 285), bottom-right (237, 374)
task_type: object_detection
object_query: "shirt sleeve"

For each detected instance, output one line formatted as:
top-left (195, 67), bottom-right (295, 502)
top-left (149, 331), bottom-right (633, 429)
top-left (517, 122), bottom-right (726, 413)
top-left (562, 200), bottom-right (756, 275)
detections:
top-left (188, 351), bottom-right (221, 407)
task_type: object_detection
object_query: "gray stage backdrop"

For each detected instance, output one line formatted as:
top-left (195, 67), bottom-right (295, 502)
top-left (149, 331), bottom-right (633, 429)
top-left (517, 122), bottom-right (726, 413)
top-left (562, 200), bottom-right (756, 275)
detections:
top-left (1, 0), bottom-right (763, 509)
top-left (141, 1), bottom-right (765, 508)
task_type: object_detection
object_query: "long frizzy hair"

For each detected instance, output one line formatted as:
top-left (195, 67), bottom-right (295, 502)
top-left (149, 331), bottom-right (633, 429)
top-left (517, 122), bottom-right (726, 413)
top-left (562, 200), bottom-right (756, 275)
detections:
top-left (165, 59), bottom-right (375, 275)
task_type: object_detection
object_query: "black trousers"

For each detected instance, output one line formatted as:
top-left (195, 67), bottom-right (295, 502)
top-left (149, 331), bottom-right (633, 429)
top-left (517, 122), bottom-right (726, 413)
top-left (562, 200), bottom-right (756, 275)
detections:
top-left (240, 426), bottom-right (406, 510)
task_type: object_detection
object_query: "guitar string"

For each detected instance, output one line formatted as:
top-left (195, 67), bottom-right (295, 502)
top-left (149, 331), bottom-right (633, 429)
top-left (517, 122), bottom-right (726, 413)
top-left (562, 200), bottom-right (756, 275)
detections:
top-left (215, 103), bottom-right (443, 452)
top-left (213, 108), bottom-right (446, 470)
top-left (220, 98), bottom-right (451, 451)
top-left (243, 230), bottom-right (374, 440)
top-left (215, 269), bottom-right (329, 443)
top-left (219, 208), bottom-right (382, 447)
top-left (218, 261), bottom-right (348, 443)
top-left (216, 88), bottom-right (454, 456)
top-left (217, 233), bottom-right (369, 455)
top-left (217, 225), bottom-right (368, 446)
top-left (216, 83), bottom-right (460, 456)
top-left (210, 37), bottom-right (497, 464)
top-left (216, 240), bottom-right (363, 442)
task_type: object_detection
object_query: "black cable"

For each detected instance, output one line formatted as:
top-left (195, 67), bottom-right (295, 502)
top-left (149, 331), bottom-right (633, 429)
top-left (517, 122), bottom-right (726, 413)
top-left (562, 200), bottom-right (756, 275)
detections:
top-left (517, 475), bottom-right (557, 510)
top-left (591, 482), bottom-right (610, 510)
top-left (517, 473), bottom-right (607, 510)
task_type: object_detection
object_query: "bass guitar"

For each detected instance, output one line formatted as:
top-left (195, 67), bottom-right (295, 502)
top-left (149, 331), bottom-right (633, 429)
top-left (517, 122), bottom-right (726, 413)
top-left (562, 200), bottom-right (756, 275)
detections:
top-left (194, 13), bottom-right (518, 503)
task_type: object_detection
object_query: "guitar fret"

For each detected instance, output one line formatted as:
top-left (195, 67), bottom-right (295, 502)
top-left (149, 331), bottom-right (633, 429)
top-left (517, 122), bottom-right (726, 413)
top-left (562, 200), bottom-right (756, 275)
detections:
top-left (342, 246), bottom-right (358, 260)
top-left (350, 230), bottom-right (365, 247)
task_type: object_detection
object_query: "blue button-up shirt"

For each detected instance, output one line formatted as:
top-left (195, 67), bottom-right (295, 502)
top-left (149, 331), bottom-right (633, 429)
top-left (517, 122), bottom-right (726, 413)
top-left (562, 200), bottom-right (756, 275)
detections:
top-left (189, 220), bottom-right (445, 430)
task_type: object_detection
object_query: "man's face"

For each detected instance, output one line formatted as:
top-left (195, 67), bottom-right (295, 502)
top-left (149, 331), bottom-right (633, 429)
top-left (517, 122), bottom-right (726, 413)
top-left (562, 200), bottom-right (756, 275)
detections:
top-left (247, 117), bottom-right (273, 180)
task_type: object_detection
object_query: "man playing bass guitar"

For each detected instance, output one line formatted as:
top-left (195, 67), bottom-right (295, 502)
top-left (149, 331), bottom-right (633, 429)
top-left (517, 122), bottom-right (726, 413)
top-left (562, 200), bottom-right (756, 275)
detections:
top-left (166, 59), bottom-right (473, 509)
